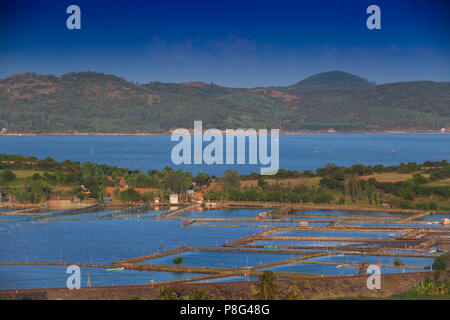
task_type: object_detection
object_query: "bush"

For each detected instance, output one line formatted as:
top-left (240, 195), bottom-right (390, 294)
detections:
top-left (400, 200), bottom-right (412, 209)
top-left (156, 286), bottom-right (179, 300)
top-left (173, 257), bottom-right (183, 266)
top-left (0, 170), bottom-right (16, 182)
top-left (394, 257), bottom-right (404, 267)
top-left (119, 188), bottom-right (141, 202)
top-left (32, 173), bottom-right (42, 181)
top-left (432, 253), bottom-right (450, 272)
top-left (257, 271), bottom-right (278, 300)
top-left (416, 202), bottom-right (438, 211)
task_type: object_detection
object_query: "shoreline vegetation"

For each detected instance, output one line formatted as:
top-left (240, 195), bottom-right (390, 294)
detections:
top-left (0, 154), bottom-right (449, 213)
top-left (0, 129), bottom-right (449, 136)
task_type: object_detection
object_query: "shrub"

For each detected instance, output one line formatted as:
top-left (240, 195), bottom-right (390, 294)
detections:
top-left (394, 257), bottom-right (404, 267)
top-left (257, 271), bottom-right (278, 300)
top-left (432, 253), bottom-right (450, 272)
top-left (173, 257), bottom-right (183, 266)
top-left (0, 170), bottom-right (16, 182)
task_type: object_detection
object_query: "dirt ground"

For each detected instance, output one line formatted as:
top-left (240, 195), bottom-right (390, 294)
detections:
top-left (0, 272), bottom-right (435, 300)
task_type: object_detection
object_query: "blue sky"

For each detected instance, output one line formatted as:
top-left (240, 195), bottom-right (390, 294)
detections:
top-left (0, 0), bottom-right (449, 87)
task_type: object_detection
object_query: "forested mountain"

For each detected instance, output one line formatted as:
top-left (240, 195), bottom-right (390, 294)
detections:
top-left (0, 70), bottom-right (449, 133)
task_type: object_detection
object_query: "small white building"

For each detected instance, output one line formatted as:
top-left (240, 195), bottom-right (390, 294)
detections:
top-left (169, 193), bottom-right (179, 204)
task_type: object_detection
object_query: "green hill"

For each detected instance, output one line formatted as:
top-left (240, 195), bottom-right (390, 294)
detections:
top-left (0, 71), bottom-right (449, 133)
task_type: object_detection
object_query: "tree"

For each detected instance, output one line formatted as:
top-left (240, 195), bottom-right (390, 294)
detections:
top-left (413, 173), bottom-right (427, 185)
top-left (394, 257), bottom-right (404, 267)
top-left (156, 286), bottom-right (179, 300)
top-left (222, 170), bottom-right (240, 194)
top-left (173, 257), bottom-right (183, 267)
top-left (0, 170), bottom-right (16, 182)
top-left (257, 270), bottom-right (278, 300)
top-left (432, 252), bottom-right (449, 272)
top-left (358, 261), bottom-right (369, 275)
top-left (194, 173), bottom-right (211, 187)
top-left (257, 177), bottom-right (267, 190)
top-left (119, 188), bottom-right (141, 202)
top-left (32, 173), bottom-right (42, 181)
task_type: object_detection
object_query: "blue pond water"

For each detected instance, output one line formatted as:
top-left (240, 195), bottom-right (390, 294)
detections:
top-left (272, 230), bottom-right (403, 239)
top-left (415, 214), bottom-right (450, 222)
top-left (0, 214), bottom-right (41, 221)
top-left (281, 216), bottom-right (396, 221)
top-left (0, 265), bottom-right (205, 290)
top-left (142, 250), bottom-right (304, 268)
top-left (348, 222), bottom-right (449, 229)
top-left (191, 275), bottom-right (260, 283)
top-left (192, 221), bottom-right (328, 228)
top-left (251, 240), bottom-right (362, 247)
top-left (180, 208), bottom-right (266, 219)
top-left (0, 218), bottom-right (260, 264)
top-left (262, 263), bottom-right (426, 276)
top-left (289, 210), bottom-right (411, 217)
top-left (307, 254), bottom-right (434, 267)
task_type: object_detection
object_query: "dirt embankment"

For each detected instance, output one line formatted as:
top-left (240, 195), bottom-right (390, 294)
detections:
top-left (0, 272), bottom-right (434, 300)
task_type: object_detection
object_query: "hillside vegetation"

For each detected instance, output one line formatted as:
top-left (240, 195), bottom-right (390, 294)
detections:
top-left (0, 154), bottom-right (449, 212)
top-left (0, 71), bottom-right (449, 133)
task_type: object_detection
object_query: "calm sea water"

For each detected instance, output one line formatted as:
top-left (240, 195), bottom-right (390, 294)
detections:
top-left (0, 133), bottom-right (449, 175)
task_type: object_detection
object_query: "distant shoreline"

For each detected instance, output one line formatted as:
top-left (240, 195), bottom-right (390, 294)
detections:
top-left (0, 129), bottom-right (448, 137)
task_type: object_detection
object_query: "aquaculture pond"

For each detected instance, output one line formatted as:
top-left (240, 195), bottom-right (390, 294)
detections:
top-left (250, 240), bottom-right (362, 247)
top-left (113, 209), bottom-right (168, 218)
top-left (271, 230), bottom-right (403, 239)
top-left (142, 250), bottom-right (305, 269)
top-left (0, 265), bottom-right (205, 290)
top-left (345, 222), bottom-right (449, 229)
top-left (288, 210), bottom-right (411, 218)
top-left (414, 214), bottom-right (450, 222)
top-left (0, 218), bottom-right (261, 265)
top-left (280, 216), bottom-right (395, 222)
top-left (260, 263), bottom-right (426, 276)
top-left (179, 208), bottom-right (267, 219)
top-left (0, 208), bottom-right (18, 213)
top-left (0, 214), bottom-right (42, 221)
top-left (191, 221), bottom-right (328, 228)
top-left (191, 275), bottom-right (261, 283)
top-left (45, 209), bottom-right (115, 220)
top-left (306, 254), bottom-right (434, 268)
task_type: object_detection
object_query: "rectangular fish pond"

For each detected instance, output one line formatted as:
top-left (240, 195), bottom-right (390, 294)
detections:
top-left (260, 263), bottom-right (427, 276)
top-left (306, 254), bottom-right (434, 268)
top-left (0, 265), bottom-right (206, 290)
top-left (191, 221), bottom-right (329, 228)
top-left (249, 239), bottom-right (363, 248)
top-left (179, 208), bottom-right (268, 219)
top-left (345, 222), bottom-right (449, 229)
top-left (141, 250), bottom-right (307, 269)
top-left (271, 230), bottom-right (403, 239)
top-left (414, 214), bottom-right (450, 222)
top-left (286, 210), bottom-right (412, 218)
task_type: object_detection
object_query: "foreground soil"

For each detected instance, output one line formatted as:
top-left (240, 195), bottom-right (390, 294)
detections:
top-left (0, 272), bottom-right (434, 300)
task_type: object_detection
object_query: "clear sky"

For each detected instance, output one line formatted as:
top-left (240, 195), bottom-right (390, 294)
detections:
top-left (0, 0), bottom-right (449, 87)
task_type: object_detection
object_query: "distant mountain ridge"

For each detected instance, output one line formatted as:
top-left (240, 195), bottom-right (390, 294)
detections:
top-left (0, 71), bottom-right (449, 133)
top-left (293, 71), bottom-right (373, 87)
